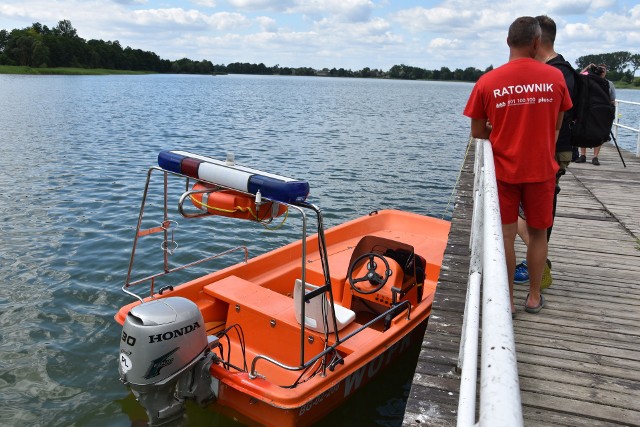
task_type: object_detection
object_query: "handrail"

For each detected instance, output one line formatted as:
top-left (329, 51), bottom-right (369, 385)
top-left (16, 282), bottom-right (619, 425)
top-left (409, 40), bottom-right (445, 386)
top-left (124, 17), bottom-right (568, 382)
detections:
top-left (457, 138), bottom-right (523, 426)
top-left (122, 167), bottom-right (252, 302)
top-left (613, 99), bottom-right (640, 157)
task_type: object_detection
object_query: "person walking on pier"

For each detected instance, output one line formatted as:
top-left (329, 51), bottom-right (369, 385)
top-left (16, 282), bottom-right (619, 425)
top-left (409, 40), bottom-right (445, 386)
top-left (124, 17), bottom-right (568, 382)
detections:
top-left (463, 16), bottom-right (572, 315)
top-left (513, 14), bottom-right (578, 288)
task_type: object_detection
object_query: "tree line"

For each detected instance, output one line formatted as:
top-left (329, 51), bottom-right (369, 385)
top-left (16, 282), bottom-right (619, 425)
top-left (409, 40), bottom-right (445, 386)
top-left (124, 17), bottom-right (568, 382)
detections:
top-left (0, 20), bottom-right (214, 74)
top-left (575, 52), bottom-right (640, 83)
top-left (1, 20), bottom-right (638, 84)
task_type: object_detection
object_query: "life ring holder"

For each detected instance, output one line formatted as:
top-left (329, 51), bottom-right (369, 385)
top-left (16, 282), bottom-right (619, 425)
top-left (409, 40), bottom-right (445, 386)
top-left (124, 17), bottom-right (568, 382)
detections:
top-left (178, 185), bottom-right (224, 218)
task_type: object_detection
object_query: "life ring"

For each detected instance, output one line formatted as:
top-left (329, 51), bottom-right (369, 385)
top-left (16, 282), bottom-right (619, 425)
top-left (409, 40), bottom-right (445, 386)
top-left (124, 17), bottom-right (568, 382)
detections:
top-left (189, 182), bottom-right (287, 221)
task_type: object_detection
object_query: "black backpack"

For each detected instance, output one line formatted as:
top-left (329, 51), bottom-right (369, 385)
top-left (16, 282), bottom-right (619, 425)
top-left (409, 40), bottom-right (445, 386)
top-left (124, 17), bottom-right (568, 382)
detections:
top-left (568, 69), bottom-right (615, 148)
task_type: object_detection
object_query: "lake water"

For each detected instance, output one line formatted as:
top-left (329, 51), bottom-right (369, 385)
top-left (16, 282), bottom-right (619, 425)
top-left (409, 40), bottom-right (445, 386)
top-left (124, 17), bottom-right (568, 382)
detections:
top-left (1, 73), bottom-right (638, 427)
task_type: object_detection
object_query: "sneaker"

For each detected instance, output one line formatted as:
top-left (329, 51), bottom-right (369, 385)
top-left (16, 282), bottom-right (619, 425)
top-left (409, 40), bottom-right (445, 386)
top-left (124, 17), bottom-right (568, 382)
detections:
top-left (592, 157), bottom-right (600, 166)
top-left (514, 260), bottom-right (529, 284)
top-left (575, 155), bottom-right (586, 163)
top-left (541, 259), bottom-right (553, 289)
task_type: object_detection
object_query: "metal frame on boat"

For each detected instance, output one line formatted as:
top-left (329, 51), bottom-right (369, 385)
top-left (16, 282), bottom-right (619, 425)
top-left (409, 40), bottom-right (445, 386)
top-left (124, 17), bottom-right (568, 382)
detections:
top-left (115, 151), bottom-right (450, 426)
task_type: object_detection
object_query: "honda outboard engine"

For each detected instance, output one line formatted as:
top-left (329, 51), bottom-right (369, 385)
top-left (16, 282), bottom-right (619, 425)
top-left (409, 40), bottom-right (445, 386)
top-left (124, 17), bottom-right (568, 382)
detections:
top-left (119, 297), bottom-right (219, 426)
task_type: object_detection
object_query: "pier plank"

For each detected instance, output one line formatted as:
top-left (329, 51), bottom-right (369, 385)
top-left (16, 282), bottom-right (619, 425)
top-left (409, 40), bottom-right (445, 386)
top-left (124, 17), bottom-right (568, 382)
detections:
top-left (403, 142), bottom-right (640, 426)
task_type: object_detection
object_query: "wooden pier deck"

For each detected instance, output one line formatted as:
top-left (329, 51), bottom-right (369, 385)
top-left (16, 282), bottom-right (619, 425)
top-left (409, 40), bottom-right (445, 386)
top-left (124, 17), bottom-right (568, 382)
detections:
top-left (402, 142), bottom-right (640, 426)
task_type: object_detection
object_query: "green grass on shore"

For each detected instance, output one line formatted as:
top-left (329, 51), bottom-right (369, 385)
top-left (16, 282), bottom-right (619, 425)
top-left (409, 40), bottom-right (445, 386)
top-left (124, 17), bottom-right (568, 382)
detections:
top-left (0, 65), bottom-right (154, 75)
top-left (0, 64), bottom-right (637, 86)
top-left (613, 80), bottom-right (640, 89)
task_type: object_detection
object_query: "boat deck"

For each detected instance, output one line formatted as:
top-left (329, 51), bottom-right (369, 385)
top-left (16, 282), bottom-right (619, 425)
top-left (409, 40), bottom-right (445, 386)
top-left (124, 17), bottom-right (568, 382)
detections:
top-left (402, 142), bottom-right (640, 426)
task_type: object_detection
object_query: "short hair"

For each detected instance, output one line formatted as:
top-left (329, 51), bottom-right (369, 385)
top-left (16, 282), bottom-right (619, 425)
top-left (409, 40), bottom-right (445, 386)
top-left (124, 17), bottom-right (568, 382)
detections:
top-left (535, 15), bottom-right (556, 46)
top-left (507, 16), bottom-right (541, 48)
top-left (597, 64), bottom-right (607, 76)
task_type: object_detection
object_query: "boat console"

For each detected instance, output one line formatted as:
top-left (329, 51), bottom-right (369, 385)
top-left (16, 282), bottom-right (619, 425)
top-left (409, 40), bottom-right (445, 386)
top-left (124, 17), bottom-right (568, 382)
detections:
top-left (344, 235), bottom-right (423, 311)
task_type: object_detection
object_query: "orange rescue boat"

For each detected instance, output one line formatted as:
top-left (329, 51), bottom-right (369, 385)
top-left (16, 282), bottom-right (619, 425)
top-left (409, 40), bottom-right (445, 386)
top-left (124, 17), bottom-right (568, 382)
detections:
top-left (115, 150), bottom-right (450, 426)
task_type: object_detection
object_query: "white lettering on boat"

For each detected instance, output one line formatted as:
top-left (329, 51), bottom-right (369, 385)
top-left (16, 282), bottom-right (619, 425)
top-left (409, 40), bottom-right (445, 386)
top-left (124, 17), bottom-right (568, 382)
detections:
top-left (492, 83), bottom-right (553, 98)
top-left (298, 384), bottom-right (339, 416)
top-left (343, 334), bottom-right (412, 397)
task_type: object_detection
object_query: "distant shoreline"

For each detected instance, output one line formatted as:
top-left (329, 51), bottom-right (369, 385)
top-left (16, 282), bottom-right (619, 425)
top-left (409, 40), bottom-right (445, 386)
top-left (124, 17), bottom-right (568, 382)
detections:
top-left (0, 65), bottom-right (636, 88)
top-left (0, 65), bottom-right (153, 75)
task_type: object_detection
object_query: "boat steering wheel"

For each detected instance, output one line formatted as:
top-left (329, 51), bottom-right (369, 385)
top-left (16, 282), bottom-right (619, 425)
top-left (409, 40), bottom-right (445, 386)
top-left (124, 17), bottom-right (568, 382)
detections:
top-left (348, 253), bottom-right (392, 294)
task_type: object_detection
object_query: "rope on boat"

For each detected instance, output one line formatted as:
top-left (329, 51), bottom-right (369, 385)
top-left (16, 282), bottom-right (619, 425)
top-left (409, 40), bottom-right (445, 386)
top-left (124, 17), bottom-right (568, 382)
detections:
top-left (442, 134), bottom-right (473, 219)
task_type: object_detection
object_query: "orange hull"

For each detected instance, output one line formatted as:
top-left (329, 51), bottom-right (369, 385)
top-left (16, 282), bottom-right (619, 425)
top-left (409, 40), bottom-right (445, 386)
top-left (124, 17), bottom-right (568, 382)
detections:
top-left (116, 209), bottom-right (450, 426)
top-left (210, 319), bottom-right (429, 427)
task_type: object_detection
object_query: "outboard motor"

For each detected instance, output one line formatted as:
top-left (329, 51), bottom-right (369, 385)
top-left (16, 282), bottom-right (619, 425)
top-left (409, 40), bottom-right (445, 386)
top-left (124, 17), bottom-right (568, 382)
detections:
top-left (119, 297), bottom-right (219, 425)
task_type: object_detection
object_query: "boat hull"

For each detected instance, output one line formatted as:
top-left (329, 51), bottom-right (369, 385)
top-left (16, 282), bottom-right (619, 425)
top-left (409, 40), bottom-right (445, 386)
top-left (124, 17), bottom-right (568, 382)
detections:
top-left (116, 208), bottom-right (450, 426)
top-left (212, 318), bottom-right (429, 427)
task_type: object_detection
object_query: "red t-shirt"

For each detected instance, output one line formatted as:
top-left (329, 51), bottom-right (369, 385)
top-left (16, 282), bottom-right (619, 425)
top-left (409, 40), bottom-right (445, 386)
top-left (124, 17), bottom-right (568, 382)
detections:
top-left (464, 58), bottom-right (572, 183)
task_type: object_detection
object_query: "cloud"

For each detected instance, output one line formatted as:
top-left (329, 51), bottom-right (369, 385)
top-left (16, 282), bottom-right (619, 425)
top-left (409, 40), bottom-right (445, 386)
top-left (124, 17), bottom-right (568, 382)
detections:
top-left (255, 16), bottom-right (277, 32)
top-left (390, 4), bottom-right (511, 42)
top-left (543, 0), bottom-right (592, 15)
top-left (0, 0), bottom-right (638, 71)
top-left (593, 5), bottom-right (640, 32)
top-left (112, 0), bottom-right (148, 4)
top-left (291, 0), bottom-right (375, 22)
top-left (207, 11), bottom-right (252, 30)
top-left (226, 0), bottom-right (376, 22)
top-left (127, 8), bottom-right (251, 32)
top-left (392, 7), bottom-right (476, 32)
top-left (227, 0), bottom-right (294, 12)
top-left (129, 8), bottom-right (207, 26)
top-left (428, 37), bottom-right (461, 50)
top-left (190, 0), bottom-right (217, 7)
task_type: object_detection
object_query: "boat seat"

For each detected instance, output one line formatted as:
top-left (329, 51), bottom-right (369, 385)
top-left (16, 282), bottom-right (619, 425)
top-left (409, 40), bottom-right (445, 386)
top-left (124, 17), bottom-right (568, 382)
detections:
top-left (293, 279), bottom-right (355, 333)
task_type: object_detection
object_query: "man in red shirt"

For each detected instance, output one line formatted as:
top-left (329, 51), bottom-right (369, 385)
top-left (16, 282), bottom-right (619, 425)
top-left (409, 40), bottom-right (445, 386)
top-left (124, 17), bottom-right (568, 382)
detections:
top-left (463, 16), bottom-right (572, 315)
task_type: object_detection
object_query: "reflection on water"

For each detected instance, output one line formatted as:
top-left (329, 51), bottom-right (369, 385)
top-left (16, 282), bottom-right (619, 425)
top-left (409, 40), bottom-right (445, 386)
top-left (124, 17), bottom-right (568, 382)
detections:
top-left (8, 75), bottom-right (639, 426)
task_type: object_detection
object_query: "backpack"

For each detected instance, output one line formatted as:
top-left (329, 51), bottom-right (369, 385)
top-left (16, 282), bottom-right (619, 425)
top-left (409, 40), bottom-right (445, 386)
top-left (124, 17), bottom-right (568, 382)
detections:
top-left (547, 58), bottom-right (577, 151)
top-left (568, 69), bottom-right (615, 148)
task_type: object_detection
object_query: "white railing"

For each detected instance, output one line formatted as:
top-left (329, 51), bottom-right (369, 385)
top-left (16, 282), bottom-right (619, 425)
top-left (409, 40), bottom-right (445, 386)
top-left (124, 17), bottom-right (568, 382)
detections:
top-left (613, 99), bottom-right (640, 157)
top-left (456, 138), bottom-right (523, 427)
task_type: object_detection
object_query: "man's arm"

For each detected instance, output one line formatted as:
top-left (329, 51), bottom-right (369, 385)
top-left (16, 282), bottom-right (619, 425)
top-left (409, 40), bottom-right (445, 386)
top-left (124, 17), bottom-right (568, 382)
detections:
top-left (609, 82), bottom-right (616, 104)
top-left (470, 118), bottom-right (491, 139)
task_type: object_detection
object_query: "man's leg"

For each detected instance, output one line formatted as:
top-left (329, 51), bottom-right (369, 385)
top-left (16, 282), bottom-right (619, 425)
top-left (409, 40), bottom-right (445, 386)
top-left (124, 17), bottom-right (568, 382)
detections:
top-left (517, 215), bottom-right (529, 245)
top-left (592, 145), bottom-right (602, 165)
top-left (525, 225), bottom-right (547, 309)
top-left (522, 177), bottom-right (555, 309)
top-left (503, 222), bottom-right (518, 314)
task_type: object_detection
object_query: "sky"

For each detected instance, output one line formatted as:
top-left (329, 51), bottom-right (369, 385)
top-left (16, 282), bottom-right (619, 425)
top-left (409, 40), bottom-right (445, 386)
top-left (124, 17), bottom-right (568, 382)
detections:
top-left (1, 0), bottom-right (639, 72)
